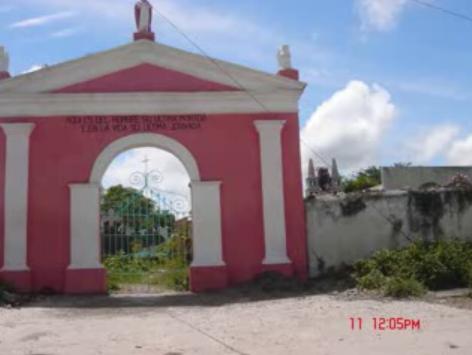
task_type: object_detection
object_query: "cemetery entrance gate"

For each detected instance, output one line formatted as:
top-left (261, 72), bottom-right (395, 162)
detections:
top-left (0, 27), bottom-right (308, 294)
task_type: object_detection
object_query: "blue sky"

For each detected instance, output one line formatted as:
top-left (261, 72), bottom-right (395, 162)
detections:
top-left (1, 0), bottom-right (472, 175)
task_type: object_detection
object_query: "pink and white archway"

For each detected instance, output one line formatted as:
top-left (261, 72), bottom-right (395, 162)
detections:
top-left (0, 13), bottom-right (307, 293)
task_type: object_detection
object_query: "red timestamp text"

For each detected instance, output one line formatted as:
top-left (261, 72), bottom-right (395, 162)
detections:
top-left (349, 317), bottom-right (421, 331)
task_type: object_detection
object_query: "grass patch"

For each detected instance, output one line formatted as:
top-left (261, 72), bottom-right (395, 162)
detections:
top-left (354, 240), bottom-right (472, 298)
top-left (104, 235), bottom-right (190, 292)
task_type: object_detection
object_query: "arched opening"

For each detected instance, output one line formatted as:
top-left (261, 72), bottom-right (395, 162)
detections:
top-left (67, 133), bottom-right (225, 293)
top-left (100, 147), bottom-right (192, 291)
top-left (90, 134), bottom-right (200, 292)
top-left (90, 133), bottom-right (200, 183)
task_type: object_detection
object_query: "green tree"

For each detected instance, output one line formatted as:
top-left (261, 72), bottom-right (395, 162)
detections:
top-left (101, 185), bottom-right (153, 215)
top-left (343, 166), bottom-right (381, 193)
top-left (101, 185), bottom-right (175, 255)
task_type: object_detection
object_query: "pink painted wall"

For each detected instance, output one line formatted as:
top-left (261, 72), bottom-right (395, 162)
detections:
top-left (0, 65), bottom-right (307, 292)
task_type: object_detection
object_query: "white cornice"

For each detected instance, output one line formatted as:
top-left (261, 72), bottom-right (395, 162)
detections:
top-left (0, 91), bottom-right (300, 117)
top-left (0, 40), bottom-right (306, 94)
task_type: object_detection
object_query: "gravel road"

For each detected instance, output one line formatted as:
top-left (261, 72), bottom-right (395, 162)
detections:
top-left (0, 292), bottom-right (471, 355)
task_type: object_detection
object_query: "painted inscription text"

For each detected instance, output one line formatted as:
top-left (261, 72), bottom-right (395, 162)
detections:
top-left (67, 115), bottom-right (207, 133)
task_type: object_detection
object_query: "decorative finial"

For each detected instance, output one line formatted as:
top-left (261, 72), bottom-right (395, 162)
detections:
top-left (134, 0), bottom-right (155, 41)
top-left (277, 45), bottom-right (292, 70)
top-left (331, 158), bottom-right (341, 193)
top-left (308, 159), bottom-right (316, 179)
top-left (276, 44), bottom-right (299, 80)
top-left (305, 159), bottom-right (320, 197)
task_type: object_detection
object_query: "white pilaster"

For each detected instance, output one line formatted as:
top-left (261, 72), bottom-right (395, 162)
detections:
top-left (254, 120), bottom-right (290, 265)
top-left (1, 123), bottom-right (35, 271)
top-left (190, 181), bottom-right (225, 267)
top-left (68, 184), bottom-right (102, 269)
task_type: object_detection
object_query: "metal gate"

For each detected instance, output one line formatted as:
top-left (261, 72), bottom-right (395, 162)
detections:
top-left (100, 158), bottom-right (191, 291)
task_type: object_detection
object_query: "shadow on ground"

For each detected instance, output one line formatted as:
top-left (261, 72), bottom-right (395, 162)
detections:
top-left (23, 271), bottom-right (356, 309)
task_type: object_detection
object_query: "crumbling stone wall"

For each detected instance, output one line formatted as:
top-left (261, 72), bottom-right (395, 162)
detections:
top-left (306, 189), bottom-right (472, 276)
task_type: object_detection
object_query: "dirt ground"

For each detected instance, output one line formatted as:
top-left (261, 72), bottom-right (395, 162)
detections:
top-left (0, 288), bottom-right (471, 355)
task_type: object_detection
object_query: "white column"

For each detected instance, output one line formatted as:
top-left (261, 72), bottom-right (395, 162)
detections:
top-left (1, 123), bottom-right (35, 271)
top-left (254, 120), bottom-right (291, 265)
top-left (190, 181), bottom-right (225, 267)
top-left (68, 184), bottom-right (102, 269)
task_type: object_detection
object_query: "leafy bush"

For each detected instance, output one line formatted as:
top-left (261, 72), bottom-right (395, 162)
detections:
top-left (354, 240), bottom-right (472, 298)
top-left (103, 235), bottom-right (190, 292)
top-left (153, 234), bottom-right (190, 290)
top-left (104, 252), bottom-right (159, 290)
top-left (356, 269), bottom-right (387, 290)
top-left (384, 277), bottom-right (426, 298)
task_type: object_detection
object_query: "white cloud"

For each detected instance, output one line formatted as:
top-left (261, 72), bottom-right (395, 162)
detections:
top-left (22, 64), bottom-right (47, 74)
top-left (446, 135), bottom-right (472, 166)
top-left (301, 80), bottom-right (396, 173)
top-left (357, 0), bottom-right (408, 31)
top-left (405, 124), bottom-right (459, 163)
top-left (10, 11), bottom-right (76, 28)
top-left (102, 147), bottom-right (191, 213)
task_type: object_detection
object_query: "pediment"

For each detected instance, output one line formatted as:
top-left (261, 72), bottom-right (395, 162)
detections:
top-left (0, 40), bottom-right (306, 94)
top-left (53, 63), bottom-right (239, 93)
